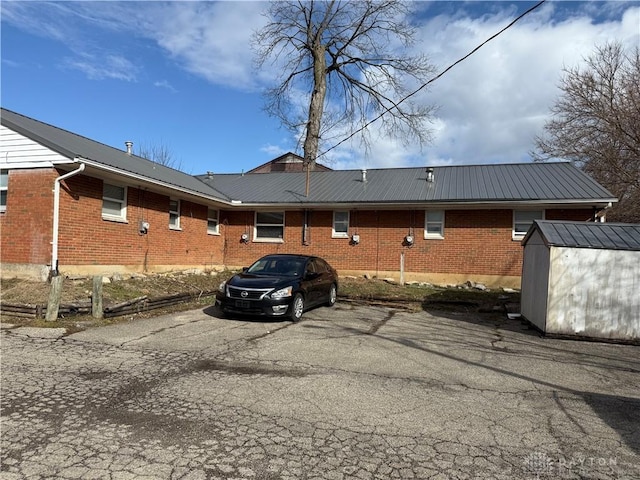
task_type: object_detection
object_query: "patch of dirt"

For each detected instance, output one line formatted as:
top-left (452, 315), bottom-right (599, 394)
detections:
top-left (0, 272), bottom-right (234, 329)
top-left (0, 272), bottom-right (231, 306)
top-left (0, 273), bottom-right (519, 331)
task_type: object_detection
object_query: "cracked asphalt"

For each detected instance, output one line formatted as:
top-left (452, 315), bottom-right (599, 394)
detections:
top-left (1, 303), bottom-right (639, 479)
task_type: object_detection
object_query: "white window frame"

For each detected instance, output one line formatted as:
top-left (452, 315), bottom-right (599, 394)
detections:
top-left (513, 209), bottom-right (544, 239)
top-left (254, 211), bottom-right (285, 243)
top-left (0, 169), bottom-right (8, 213)
top-left (102, 182), bottom-right (127, 222)
top-left (424, 210), bottom-right (445, 239)
top-left (332, 211), bottom-right (350, 238)
top-left (169, 198), bottom-right (181, 230)
top-left (207, 208), bottom-right (219, 235)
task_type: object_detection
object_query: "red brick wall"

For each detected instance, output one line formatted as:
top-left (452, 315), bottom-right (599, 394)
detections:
top-left (1, 167), bottom-right (594, 279)
top-left (221, 208), bottom-right (594, 278)
top-left (0, 169), bottom-right (224, 272)
top-left (0, 168), bottom-right (56, 264)
top-left (57, 174), bottom-right (225, 270)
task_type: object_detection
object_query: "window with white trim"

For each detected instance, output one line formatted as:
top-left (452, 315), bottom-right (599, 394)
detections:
top-left (332, 211), bottom-right (350, 238)
top-left (207, 208), bottom-right (219, 235)
top-left (169, 199), bottom-right (181, 229)
top-left (102, 183), bottom-right (127, 221)
top-left (0, 170), bottom-right (8, 213)
top-left (254, 211), bottom-right (284, 242)
top-left (513, 210), bottom-right (544, 238)
top-left (424, 210), bottom-right (445, 239)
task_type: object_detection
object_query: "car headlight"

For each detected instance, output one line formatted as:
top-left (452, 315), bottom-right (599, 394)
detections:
top-left (270, 286), bottom-right (293, 299)
top-left (218, 281), bottom-right (226, 293)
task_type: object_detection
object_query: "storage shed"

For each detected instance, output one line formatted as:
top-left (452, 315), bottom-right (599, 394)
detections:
top-left (521, 220), bottom-right (640, 342)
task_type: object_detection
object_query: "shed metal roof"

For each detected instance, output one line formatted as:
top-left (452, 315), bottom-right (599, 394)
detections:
top-left (199, 162), bottom-right (616, 205)
top-left (524, 220), bottom-right (640, 251)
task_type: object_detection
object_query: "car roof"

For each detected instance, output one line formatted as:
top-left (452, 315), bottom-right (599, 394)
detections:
top-left (258, 254), bottom-right (314, 260)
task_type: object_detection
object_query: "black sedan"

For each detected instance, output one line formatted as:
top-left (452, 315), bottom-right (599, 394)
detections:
top-left (215, 254), bottom-right (338, 321)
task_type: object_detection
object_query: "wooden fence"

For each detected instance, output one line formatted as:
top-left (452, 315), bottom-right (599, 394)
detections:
top-left (0, 290), bottom-right (216, 320)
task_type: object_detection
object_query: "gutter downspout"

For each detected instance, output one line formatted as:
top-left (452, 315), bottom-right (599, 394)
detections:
top-left (51, 162), bottom-right (85, 276)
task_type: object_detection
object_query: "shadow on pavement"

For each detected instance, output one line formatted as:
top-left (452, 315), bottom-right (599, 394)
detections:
top-left (581, 392), bottom-right (640, 455)
top-left (201, 305), bottom-right (292, 324)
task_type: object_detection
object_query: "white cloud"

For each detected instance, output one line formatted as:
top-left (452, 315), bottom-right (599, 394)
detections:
top-left (64, 53), bottom-right (139, 81)
top-left (137, 2), bottom-right (267, 90)
top-left (1, 58), bottom-right (21, 68)
top-left (154, 80), bottom-right (177, 92)
top-left (241, 2), bottom-right (640, 170)
top-left (1, 2), bottom-right (71, 42)
top-left (406, 3), bottom-right (640, 168)
top-left (3, 1), bottom-right (637, 170)
top-left (260, 144), bottom-right (287, 157)
top-left (0, 1), bottom-right (266, 89)
top-left (1, 2), bottom-right (141, 81)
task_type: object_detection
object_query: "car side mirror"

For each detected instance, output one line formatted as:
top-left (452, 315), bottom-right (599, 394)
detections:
top-left (242, 267), bottom-right (249, 272)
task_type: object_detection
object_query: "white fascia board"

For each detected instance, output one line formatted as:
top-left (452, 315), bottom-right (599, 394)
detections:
top-left (230, 199), bottom-right (617, 210)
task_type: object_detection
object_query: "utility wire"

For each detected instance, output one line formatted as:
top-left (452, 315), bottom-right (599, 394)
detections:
top-left (317, 0), bottom-right (547, 160)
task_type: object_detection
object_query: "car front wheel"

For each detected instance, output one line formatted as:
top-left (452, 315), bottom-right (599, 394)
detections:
top-left (290, 294), bottom-right (304, 322)
top-left (326, 284), bottom-right (337, 307)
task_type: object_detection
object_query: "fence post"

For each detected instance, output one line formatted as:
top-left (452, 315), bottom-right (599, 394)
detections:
top-left (45, 276), bottom-right (64, 321)
top-left (92, 276), bottom-right (104, 319)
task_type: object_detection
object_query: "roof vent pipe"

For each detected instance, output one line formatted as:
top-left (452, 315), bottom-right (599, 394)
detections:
top-left (125, 141), bottom-right (133, 155)
top-left (426, 167), bottom-right (434, 183)
top-left (361, 169), bottom-right (367, 183)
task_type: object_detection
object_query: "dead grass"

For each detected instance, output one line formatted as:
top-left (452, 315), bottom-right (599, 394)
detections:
top-left (339, 277), bottom-right (519, 311)
top-left (0, 272), bottom-right (233, 306)
top-left (0, 272), bottom-right (234, 330)
top-left (0, 273), bottom-right (519, 330)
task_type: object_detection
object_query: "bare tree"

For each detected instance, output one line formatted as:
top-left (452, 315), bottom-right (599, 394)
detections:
top-left (533, 42), bottom-right (640, 222)
top-left (137, 141), bottom-right (182, 171)
top-left (253, 0), bottom-right (436, 187)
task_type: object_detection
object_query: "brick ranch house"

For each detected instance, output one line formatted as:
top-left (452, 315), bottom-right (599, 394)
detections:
top-left (1, 108), bottom-right (617, 288)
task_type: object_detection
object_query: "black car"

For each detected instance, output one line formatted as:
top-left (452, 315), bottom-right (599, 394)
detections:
top-left (216, 254), bottom-right (338, 321)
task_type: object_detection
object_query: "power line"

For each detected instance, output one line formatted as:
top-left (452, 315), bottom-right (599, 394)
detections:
top-left (317, 0), bottom-right (547, 160)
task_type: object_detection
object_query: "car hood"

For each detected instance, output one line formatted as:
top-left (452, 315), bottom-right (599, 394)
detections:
top-left (227, 273), bottom-right (297, 289)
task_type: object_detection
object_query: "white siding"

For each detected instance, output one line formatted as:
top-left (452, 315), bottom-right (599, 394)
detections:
top-left (520, 229), bottom-right (550, 332)
top-left (546, 247), bottom-right (640, 340)
top-left (0, 125), bottom-right (69, 167)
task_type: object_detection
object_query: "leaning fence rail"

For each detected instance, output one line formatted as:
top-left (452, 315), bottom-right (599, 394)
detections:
top-left (0, 303), bottom-right (42, 318)
top-left (0, 290), bottom-right (216, 321)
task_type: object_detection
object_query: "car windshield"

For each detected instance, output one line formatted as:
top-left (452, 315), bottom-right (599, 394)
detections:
top-left (246, 257), bottom-right (305, 277)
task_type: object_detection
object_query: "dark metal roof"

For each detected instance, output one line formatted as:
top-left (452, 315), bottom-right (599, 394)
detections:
top-left (1, 108), bottom-right (230, 201)
top-left (2, 107), bottom-right (617, 208)
top-left (524, 220), bottom-right (640, 251)
top-left (199, 162), bottom-right (616, 205)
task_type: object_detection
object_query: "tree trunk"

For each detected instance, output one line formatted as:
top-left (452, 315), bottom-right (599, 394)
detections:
top-left (303, 42), bottom-right (327, 196)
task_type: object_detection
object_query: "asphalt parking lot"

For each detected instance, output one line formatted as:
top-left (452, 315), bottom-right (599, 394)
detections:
top-left (1, 303), bottom-right (639, 480)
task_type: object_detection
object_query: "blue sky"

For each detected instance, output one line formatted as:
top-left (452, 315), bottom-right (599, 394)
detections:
top-left (1, 1), bottom-right (638, 174)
